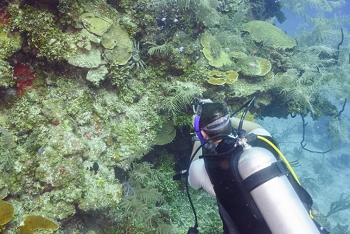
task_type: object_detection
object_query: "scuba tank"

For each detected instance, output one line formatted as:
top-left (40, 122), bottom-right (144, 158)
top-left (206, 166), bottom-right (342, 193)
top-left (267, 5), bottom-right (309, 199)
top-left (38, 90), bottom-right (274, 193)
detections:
top-left (179, 97), bottom-right (327, 234)
top-left (238, 145), bottom-right (320, 234)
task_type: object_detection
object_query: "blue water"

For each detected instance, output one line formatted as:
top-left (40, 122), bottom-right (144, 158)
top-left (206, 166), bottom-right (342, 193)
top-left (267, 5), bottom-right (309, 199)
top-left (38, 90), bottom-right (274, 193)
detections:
top-left (277, 3), bottom-right (350, 36)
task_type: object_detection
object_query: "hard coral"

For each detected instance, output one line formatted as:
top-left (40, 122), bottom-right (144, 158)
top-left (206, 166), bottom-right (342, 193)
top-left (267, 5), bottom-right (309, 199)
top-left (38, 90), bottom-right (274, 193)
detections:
top-left (239, 56), bottom-right (272, 77)
top-left (0, 200), bottom-right (14, 225)
top-left (13, 64), bottom-right (37, 95)
top-left (19, 215), bottom-right (59, 234)
top-left (208, 70), bottom-right (239, 85)
top-left (241, 20), bottom-right (297, 50)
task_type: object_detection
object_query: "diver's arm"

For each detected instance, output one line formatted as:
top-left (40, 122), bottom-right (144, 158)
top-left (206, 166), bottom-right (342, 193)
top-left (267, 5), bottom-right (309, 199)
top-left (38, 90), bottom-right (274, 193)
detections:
top-left (188, 159), bottom-right (216, 196)
top-left (230, 116), bottom-right (264, 133)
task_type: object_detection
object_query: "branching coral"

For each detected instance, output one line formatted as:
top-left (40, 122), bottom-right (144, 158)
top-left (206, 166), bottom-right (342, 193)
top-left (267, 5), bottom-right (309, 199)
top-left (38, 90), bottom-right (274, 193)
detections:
top-left (297, 15), bottom-right (350, 46)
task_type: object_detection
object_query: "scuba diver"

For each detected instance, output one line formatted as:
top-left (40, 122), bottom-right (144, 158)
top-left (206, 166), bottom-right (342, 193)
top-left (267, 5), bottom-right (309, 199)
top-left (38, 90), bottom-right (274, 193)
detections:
top-left (183, 98), bottom-right (329, 234)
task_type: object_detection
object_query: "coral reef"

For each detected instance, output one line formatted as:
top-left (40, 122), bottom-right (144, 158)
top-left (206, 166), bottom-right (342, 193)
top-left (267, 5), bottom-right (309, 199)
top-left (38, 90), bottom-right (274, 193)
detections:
top-left (0, 0), bottom-right (349, 232)
top-left (8, 4), bottom-right (77, 61)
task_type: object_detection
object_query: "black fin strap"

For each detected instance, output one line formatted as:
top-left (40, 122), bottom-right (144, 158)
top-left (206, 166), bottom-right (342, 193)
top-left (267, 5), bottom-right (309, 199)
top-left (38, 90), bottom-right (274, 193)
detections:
top-left (242, 160), bottom-right (289, 193)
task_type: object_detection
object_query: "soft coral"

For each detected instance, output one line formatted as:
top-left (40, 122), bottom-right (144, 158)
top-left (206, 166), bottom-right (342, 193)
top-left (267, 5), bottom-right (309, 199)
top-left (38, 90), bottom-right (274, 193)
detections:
top-left (13, 65), bottom-right (37, 95)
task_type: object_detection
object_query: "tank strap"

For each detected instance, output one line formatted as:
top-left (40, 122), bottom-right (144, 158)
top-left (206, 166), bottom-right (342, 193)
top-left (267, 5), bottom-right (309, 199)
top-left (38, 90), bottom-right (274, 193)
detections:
top-left (242, 160), bottom-right (289, 193)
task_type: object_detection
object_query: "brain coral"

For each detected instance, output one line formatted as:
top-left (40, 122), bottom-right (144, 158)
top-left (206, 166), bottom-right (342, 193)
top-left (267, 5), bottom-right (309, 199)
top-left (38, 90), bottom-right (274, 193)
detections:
top-left (241, 20), bottom-right (296, 50)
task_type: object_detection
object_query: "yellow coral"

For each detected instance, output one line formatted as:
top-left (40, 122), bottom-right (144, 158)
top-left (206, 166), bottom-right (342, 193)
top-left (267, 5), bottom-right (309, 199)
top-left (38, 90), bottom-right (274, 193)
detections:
top-left (241, 21), bottom-right (296, 50)
top-left (265, 71), bottom-right (274, 79)
top-left (200, 32), bottom-right (232, 68)
top-left (239, 56), bottom-right (271, 76)
top-left (208, 77), bottom-right (226, 85)
top-left (230, 51), bottom-right (248, 59)
top-left (0, 200), bottom-right (14, 225)
top-left (19, 215), bottom-right (59, 234)
top-left (225, 70), bottom-right (239, 84)
top-left (208, 70), bottom-right (238, 85)
top-left (208, 70), bottom-right (225, 78)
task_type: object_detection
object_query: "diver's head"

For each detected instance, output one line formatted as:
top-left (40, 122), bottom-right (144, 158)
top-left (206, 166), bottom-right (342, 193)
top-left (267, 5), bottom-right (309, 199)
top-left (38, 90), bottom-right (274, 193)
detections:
top-left (200, 103), bottom-right (233, 139)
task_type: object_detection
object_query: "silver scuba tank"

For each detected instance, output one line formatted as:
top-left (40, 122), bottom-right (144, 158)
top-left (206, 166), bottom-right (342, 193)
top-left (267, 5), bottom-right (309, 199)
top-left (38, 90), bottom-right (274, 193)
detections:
top-left (238, 146), bottom-right (319, 234)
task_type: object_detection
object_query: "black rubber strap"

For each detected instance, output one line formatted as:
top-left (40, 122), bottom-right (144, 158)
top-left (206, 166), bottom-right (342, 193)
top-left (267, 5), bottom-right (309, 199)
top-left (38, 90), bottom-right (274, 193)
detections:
top-left (242, 160), bottom-right (289, 193)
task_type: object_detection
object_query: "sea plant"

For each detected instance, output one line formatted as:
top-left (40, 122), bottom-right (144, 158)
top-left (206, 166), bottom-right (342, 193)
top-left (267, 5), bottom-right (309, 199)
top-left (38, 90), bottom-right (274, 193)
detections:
top-left (326, 116), bottom-right (350, 148)
top-left (147, 42), bottom-right (173, 57)
top-left (326, 193), bottom-right (350, 217)
top-left (162, 81), bottom-right (203, 118)
top-left (116, 162), bottom-right (173, 233)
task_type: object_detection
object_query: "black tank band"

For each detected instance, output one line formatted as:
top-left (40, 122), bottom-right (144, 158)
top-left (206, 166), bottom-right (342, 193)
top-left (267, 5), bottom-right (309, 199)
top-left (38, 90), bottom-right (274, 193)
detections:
top-left (242, 160), bottom-right (289, 193)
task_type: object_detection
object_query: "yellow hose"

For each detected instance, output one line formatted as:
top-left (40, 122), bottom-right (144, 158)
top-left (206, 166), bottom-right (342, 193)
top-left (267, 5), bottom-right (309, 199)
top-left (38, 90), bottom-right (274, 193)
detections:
top-left (257, 135), bottom-right (301, 185)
